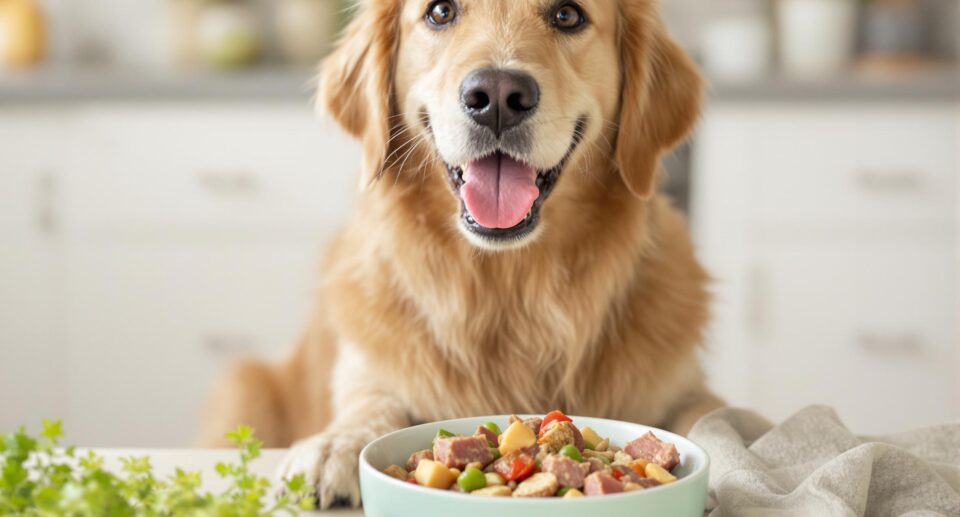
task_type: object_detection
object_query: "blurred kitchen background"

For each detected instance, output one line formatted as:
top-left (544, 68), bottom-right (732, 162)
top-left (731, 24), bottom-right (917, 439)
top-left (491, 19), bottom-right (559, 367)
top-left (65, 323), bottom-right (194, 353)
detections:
top-left (0, 0), bottom-right (957, 447)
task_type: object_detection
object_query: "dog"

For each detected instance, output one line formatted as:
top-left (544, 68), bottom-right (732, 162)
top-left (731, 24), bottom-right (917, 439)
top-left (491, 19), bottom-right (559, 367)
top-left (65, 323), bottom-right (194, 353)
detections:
top-left (198, 0), bottom-right (723, 508)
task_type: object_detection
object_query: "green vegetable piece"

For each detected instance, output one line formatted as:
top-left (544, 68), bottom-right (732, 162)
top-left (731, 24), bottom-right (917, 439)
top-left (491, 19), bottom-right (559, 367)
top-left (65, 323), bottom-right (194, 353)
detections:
top-left (559, 444), bottom-right (583, 462)
top-left (490, 447), bottom-right (501, 460)
top-left (482, 422), bottom-right (502, 436)
top-left (432, 427), bottom-right (455, 446)
top-left (583, 441), bottom-right (595, 450)
top-left (457, 467), bottom-right (487, 492)
top-left (597, 455), bottom-right (611, 465)
top-left (557, 486), bottom-right (572, 497)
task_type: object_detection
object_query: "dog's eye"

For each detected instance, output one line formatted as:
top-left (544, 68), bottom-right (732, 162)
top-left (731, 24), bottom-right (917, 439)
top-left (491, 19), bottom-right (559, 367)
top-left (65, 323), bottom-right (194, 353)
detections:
top-left (426, 0), bottom-right (457, 27)
top-left (552, 3), bottom-right (586, 32)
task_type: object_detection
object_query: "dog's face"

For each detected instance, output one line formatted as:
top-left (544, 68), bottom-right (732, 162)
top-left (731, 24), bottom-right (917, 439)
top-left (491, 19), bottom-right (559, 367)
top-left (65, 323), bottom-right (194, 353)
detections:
top-left (321, 0), bottom-right (702, 250)
top-left (393, 0), bottom-right (618, 247)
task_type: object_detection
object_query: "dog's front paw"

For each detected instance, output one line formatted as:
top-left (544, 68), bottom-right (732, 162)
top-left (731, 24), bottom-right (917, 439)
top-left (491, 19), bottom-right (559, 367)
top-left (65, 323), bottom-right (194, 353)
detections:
top-left (276, 430), bottom-right (369, 509)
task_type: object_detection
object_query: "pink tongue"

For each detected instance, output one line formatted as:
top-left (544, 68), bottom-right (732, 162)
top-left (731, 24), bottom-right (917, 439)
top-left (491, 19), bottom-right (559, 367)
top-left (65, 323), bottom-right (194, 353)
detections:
top-left (461, 154), bottom-right (539, 229)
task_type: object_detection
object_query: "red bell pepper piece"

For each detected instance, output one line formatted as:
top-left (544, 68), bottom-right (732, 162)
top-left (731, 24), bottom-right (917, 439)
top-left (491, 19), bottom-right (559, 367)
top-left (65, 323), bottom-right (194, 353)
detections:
top-left (539, 410), bottom-right (573, 438)
top-left (493, 451), bottom-right (536, 482)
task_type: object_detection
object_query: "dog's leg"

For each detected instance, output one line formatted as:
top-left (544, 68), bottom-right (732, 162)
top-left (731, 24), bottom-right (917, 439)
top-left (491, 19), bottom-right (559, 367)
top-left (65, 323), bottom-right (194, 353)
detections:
top-left (663, 386), bottom-right (725, 436)
top-left (197, 358), bottom-right (289, 447)
top-left (276, 344), bottom-right (409, 509)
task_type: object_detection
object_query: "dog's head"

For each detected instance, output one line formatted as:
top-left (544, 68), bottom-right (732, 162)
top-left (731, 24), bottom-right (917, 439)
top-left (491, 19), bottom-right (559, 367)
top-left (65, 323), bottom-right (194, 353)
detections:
top-left (321, 0), bottom-right (702, 250)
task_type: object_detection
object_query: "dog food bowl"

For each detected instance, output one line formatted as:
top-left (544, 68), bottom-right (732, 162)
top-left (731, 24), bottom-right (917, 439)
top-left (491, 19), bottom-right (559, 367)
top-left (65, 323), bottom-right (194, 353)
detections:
top-left (359, 415), bottom-right (709, 517)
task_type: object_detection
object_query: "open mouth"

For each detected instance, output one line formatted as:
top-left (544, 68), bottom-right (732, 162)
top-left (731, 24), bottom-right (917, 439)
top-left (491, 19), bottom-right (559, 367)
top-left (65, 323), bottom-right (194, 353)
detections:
top-left (445, 118), bottom-right (587, 242)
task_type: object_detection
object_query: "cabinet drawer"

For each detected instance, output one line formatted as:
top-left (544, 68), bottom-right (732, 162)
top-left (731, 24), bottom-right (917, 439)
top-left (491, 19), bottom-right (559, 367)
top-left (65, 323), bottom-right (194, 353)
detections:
top-left (744, 105), bottom-right (958, 231)
top-left (66, 105), bottom-right (361, 232)
top-left (746, 243), bottom-right (958, 433)
top-left (64, 243), bottom-right (321, 446)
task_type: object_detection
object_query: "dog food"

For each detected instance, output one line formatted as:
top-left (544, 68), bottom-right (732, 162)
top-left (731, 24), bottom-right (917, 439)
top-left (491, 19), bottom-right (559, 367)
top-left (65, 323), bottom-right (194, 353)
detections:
top-left (382, 410), bottom-right (681, 498)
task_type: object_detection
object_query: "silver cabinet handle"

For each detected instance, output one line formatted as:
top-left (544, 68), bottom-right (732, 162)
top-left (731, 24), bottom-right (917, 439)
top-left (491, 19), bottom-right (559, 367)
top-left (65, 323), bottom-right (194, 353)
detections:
top-left (196, 171), bottom-right (260, 195)
top-left (746, 263), bottom-right (769, 339)
top-left (857, 332), bottom-right (924, 356)
top-left (856, 171), bottom-right (924, 193)
top-left (202, 334), bottom-right (258, 357)
top-left (35, 171), bottom-right (58, 235)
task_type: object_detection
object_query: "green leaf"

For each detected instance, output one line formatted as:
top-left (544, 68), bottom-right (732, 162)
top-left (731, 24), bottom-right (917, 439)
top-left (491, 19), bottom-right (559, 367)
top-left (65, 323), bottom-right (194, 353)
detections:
top-left (2, 420), bottom-right (306, 516)
top-left (40, 420), bottom-right (63, 444)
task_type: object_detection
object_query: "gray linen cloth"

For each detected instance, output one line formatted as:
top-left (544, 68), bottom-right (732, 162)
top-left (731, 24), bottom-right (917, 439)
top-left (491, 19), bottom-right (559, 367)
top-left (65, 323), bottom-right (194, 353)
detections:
top-left (688, 406), bottom-right (960, 517)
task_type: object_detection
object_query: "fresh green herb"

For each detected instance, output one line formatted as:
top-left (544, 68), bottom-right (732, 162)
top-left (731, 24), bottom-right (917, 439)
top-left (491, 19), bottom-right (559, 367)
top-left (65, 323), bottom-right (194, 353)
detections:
top-left (0, 421), bottom-right (315, 516)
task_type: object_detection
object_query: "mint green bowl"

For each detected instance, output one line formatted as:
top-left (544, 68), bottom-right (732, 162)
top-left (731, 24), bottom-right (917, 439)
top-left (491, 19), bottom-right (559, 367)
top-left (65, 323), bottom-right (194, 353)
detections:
top-left (359, 415), bottom-right (709, 517)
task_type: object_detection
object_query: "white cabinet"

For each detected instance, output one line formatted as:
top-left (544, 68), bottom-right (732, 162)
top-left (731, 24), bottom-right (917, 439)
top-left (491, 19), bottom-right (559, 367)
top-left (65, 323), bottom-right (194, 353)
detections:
top-left (692, 102), bottom-right (960, 433)
top-left (0, 110), bottom-right (70, 433)
top-left (0, 102), bottom-right (361, 446)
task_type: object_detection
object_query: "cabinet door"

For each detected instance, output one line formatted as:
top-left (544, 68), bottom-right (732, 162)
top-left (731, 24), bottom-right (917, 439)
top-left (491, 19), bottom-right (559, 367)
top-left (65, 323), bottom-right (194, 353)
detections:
top-left (66, 104), bottom-right (360, 234)
top-left (0, 111), bottom-right (69, 432)
top-left (63, 242), bottom-right (322, 447)
top-left (747, 244), bottom-right (958, 433)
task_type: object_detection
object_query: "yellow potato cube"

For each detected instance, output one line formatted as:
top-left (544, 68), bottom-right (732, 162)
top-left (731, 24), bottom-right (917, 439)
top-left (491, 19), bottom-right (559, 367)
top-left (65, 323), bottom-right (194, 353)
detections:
top-left (580, 427), bottom-right (603, 448)
top-left (415, 459), bottom-right (457, 489)
top-left (563, 488), bottom-right (585, 498)
top-left (498, 421), bottom-right (536, 456)
top-left (645, 463), bottom-right (677, 484)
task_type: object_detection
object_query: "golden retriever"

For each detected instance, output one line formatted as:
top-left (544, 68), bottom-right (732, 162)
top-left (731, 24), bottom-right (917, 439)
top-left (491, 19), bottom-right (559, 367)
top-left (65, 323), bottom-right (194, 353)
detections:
top-left (199, 0), bottom-right (723, 508)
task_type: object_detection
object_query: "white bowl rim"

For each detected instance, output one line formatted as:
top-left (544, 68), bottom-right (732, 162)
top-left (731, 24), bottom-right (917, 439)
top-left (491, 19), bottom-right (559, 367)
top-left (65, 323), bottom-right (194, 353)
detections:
top-left (359, 414), bottom-right (710, 504)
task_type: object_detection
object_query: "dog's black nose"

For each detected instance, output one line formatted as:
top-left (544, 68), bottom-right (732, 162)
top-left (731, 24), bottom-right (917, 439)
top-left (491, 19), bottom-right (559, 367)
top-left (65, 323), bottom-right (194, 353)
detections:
top-left (460, 68), bottom-right (539, 137)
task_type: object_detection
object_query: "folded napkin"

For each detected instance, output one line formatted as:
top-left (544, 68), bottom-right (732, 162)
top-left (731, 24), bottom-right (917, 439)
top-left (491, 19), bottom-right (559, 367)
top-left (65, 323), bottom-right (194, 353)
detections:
top-left (689, 406), bottom-right (960, 517)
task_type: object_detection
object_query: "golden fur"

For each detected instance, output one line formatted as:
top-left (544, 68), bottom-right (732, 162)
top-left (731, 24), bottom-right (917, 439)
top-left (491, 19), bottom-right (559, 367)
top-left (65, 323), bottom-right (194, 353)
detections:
top-left (199, 0), bottom-right (722, 507)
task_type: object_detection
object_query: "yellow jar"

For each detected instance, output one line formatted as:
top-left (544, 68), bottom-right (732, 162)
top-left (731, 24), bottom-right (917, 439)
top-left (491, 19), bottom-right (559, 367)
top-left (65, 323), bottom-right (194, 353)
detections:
top-left (0, 0), bottom-right (46, 67)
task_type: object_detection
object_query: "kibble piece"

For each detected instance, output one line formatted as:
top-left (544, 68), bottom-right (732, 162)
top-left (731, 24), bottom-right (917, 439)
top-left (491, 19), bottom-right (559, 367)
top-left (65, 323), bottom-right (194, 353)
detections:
top-left (383, 465), bottom-right (408, 481)
top-left (513, 472), bottom-right (560, 498)
top-left (471, 486), bottom-right (513, 497)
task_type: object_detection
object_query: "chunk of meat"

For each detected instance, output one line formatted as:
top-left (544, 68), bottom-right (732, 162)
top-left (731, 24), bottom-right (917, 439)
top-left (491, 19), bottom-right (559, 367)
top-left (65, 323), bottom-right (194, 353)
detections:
top-left (507, 414), bottom-right (543, 435)
top-left (405, 449), bottom-right (434, 472)
top-left (512, 472), bottom-right (559, 498)
top-left (624, 431), bottom-right (680, 470)
top-left (636, 477), bottom-right (662, 489)
top-left (475, 425), bottom-right (498, 447)
top-left (541, 454), bottom-right (591, 488)
top-left (523, 417), bottom-right (543, 435)
top-left (586, 457), bottom-right (611, 474)
top-left (433, 436), bottom-right (494, 469)
top-left (583, 471), bottom-right (624, 496)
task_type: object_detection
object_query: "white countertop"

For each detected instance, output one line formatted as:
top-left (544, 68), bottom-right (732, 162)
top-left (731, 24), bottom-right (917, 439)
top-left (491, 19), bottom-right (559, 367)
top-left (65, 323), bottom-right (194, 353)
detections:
top-left (93, 449), bottom-right (362, 516)
top-left (1, 65), bottom-right (958, 103)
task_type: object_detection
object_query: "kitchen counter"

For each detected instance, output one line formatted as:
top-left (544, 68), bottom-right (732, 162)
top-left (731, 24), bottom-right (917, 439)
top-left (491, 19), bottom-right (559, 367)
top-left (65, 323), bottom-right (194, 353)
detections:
top-left (94, 449), bottom-right (362, 516)
top-left (709, 68), bottom-right (960, 102)
top-left (0, 66), bottom-right (317, 103)
top-left (1, 66), bottom-right (959, 103)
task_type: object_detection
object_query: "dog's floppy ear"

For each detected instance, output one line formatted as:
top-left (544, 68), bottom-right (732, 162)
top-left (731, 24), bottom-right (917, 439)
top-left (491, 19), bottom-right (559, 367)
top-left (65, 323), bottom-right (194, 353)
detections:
top-left (615, 3), bottom-right (703, 199)
top-left (319, 0), bottom-right (400, 185)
